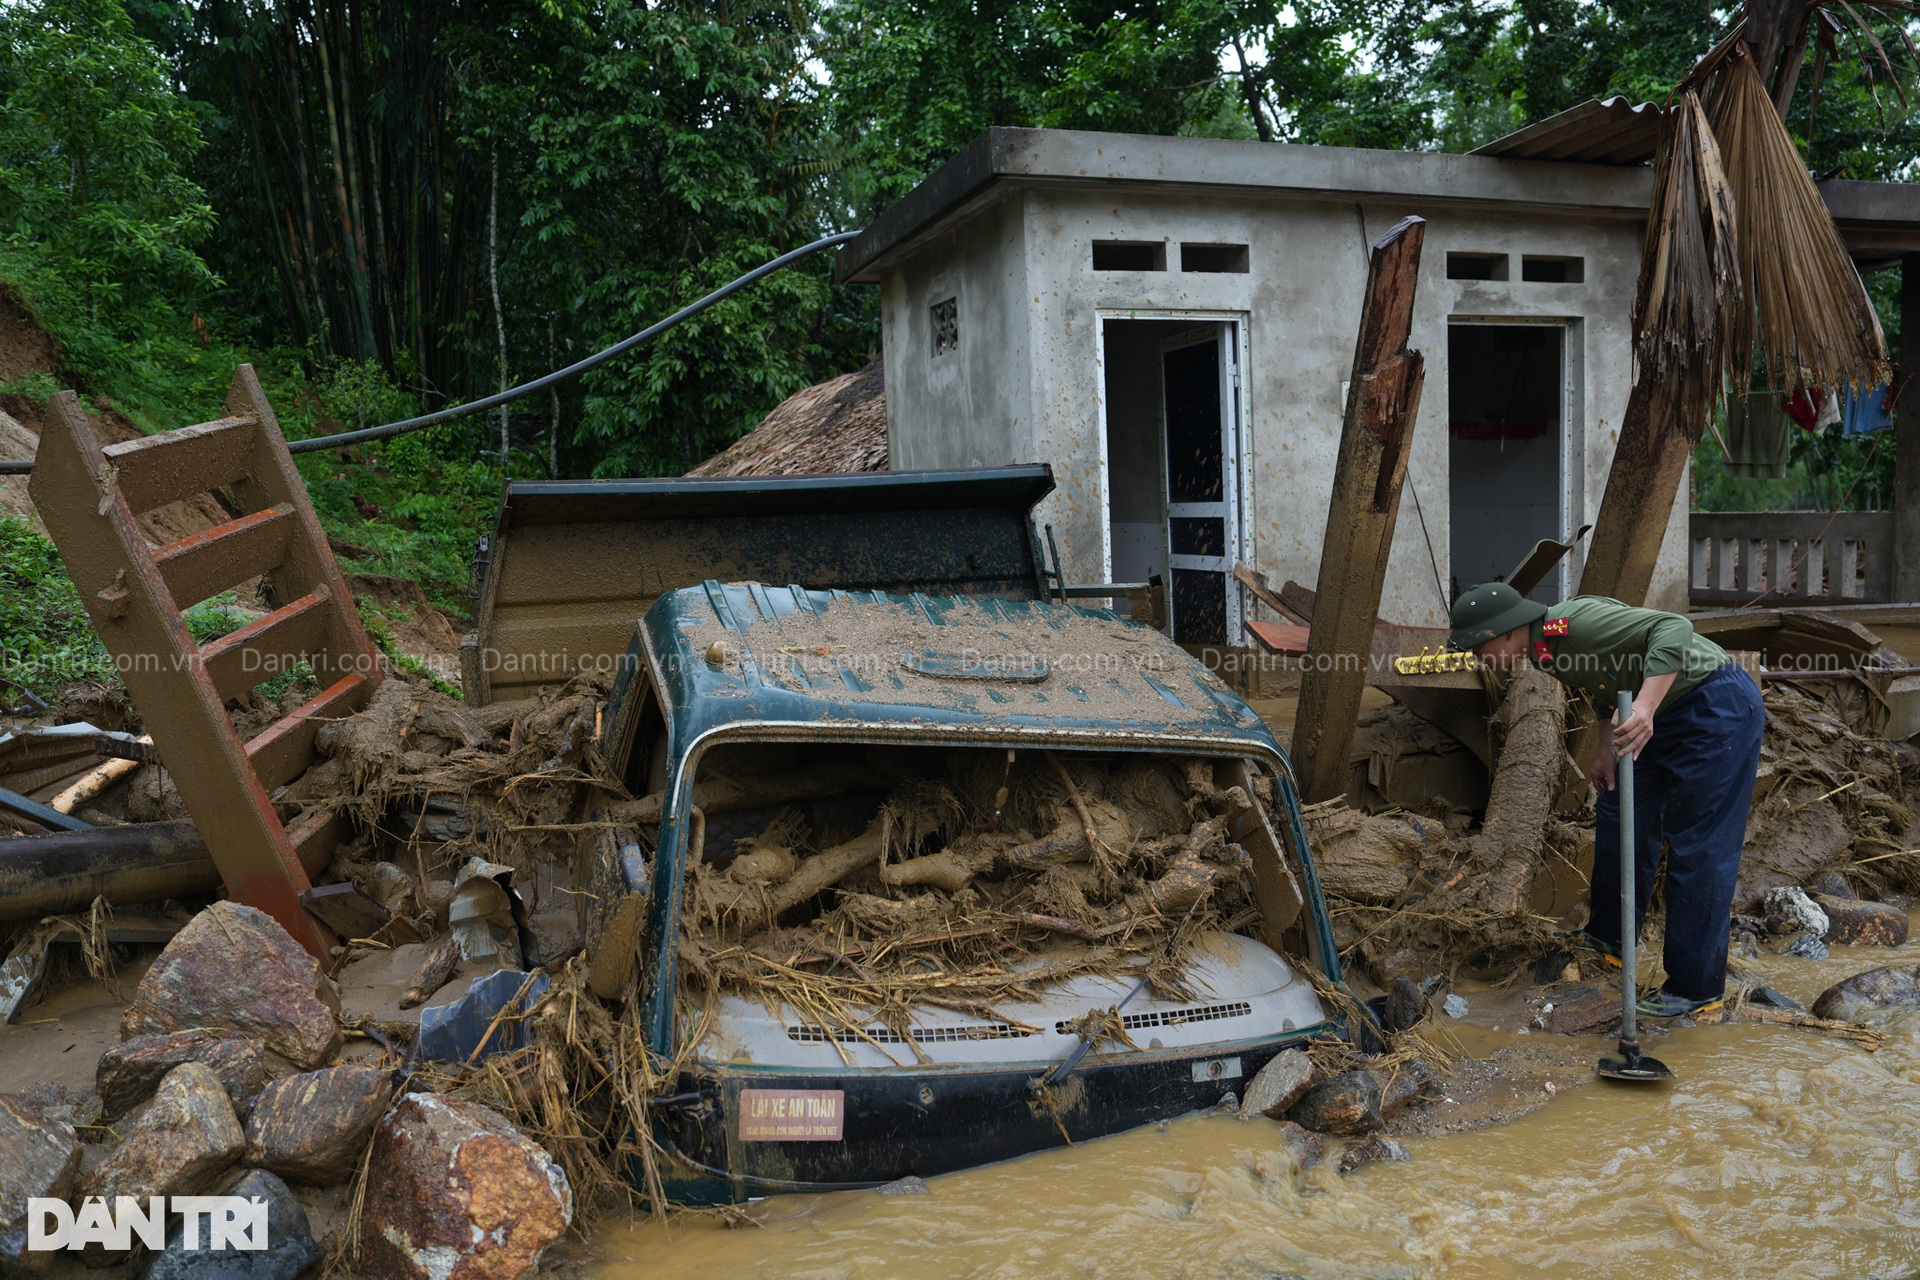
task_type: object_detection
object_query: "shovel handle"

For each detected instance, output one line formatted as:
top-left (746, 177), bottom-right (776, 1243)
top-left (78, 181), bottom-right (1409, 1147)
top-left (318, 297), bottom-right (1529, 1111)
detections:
top-left (1617, 691), bottom-right (1637, 1044)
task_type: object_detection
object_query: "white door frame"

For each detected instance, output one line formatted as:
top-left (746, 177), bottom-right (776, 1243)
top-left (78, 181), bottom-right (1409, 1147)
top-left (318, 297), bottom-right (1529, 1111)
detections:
top-left (1094, 309), bottom-right (1252, 639)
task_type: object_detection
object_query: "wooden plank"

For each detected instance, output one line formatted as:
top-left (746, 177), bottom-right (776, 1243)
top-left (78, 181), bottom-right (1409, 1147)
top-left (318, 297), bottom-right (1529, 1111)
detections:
top-left (199, 591), bottom-right (330, 704)
top-left (1290, 215), bottom-right (1430, 804)
top-left (286, 807), bottom-right (346, 877)
top-left (152, 503), bottom-right (295, 607)
top-left (1233, 562), bottom-right (1308, 624)
top-left (1578, 375), bottom-right (1690, 604)
top-left (246, 673), bottom-right (369, 791)
top-left (1245, 620), bottom-right (1310, 654)
top-left (100, 415), bottom-right (257, 514)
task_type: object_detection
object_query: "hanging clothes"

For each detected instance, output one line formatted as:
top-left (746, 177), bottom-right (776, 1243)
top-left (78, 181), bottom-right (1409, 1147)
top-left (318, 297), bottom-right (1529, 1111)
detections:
top-left (1780, 387), bottom-right (1838, 433)
top-left (1722, 392), bottom-right (1793, 478)
top-left (1842, 379), bottom-right (1897, 434)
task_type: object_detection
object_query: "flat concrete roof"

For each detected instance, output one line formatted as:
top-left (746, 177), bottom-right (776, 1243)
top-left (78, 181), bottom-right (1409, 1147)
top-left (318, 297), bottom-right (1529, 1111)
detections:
top-left (835, 126), bottom-right (1920, 283)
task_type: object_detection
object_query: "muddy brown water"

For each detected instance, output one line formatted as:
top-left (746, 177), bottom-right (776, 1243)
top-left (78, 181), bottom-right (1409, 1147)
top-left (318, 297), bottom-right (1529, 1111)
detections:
top-left (588, 917), bottom-right (1920, 1279)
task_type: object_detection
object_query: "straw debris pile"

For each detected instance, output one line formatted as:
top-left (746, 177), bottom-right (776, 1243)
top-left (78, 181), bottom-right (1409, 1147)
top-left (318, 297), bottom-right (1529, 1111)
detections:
top-left (657, 750), bottom-right (1271, 1041)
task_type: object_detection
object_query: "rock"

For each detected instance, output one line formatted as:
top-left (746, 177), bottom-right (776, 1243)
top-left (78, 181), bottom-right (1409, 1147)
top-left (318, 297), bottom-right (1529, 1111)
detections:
top-left (1811, 870), bottom-right (1856, 899)
top-left (877, 1176), bottom-right (930, 1196)
top-left (1736, 788), bottom-right (1852, 911)
top-left (1811, 965), bottom-right (1920, 1022)
top-left (1527, 947), bottom-right (1575, 985)
top-left (1239, 1049), bottom-right (1316, 1120)
top-left (1287, 1070), bottom-right (1382, 1135)
top-left (1382, 976), bottom-right (1426, 1033)
top-left (1274, 1120), bottom-right (1324, 1170)
top-left (121, 902), bottom-right (341, 1070)
top-left (1762, 886), bottom-right (1830, 939)
top-left (1813, 894), bottom-right (1910, 947)
top-left (0, 1095), bottom-right (83, 1265)
top-left (362, 1093), bottom-right (571, 1280)
top-left (244, 1065), bottom-right (396, 1186)
top-left (1443, 994), bottom-right (1469, 1018)
top-left (1783, 931), bottom-right (1829, 961)
top-left (1370, 947), bottom-right (1425, 990)
top-left (1377, 1062), bottom-right (1434, 1118)
top-left (83, 1062), bottom-right (246, 1204)
top-left (143, 1167), bottom-right (320, 1280)
top-left (1544, 989), bottom-right (1620, 1036)
top-left (1338, 1134), bottom-right (1411, 1176)
top-left (97, 1031), bottom-right (270, 1121)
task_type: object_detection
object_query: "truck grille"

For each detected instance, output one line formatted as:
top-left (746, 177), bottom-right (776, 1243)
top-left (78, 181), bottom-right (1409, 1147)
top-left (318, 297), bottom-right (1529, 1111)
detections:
top-left (786, 1022), bottom-right (1034, 1044)
top-left (1053, 1000), bottom-right (1253, 1034)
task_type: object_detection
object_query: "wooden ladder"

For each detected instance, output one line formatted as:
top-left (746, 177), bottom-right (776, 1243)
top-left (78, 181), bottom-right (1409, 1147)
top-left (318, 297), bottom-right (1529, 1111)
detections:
top-left (30, 365), bottom-right (382, 958)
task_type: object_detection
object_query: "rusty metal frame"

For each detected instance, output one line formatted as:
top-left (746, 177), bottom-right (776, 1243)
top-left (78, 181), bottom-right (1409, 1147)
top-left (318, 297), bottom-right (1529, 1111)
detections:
top-left (29, 366), bottom-right (381, 958)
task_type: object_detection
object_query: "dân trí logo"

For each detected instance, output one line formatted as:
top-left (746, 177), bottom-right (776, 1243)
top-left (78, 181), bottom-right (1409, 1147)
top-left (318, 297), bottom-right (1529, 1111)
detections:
top-left (26, 1196), bottom-right (268, 1252)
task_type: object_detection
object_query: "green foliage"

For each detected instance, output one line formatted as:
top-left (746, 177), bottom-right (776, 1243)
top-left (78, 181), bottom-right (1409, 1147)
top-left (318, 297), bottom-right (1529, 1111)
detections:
top-left (501, 0), bottom-right (847, 474)
top-left (0, 0), bottom-right (217, 378)
top-left (356, 599), bottom-right (462, 698)
top-left (297, 440), bottom-right (499, 614)
top-left (0, 517), bottom-right (114, 695)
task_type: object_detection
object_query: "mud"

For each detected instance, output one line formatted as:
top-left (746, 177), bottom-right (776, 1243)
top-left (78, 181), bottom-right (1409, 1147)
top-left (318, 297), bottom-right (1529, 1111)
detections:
top-left (588, 911), bottom-right (1920, 1279)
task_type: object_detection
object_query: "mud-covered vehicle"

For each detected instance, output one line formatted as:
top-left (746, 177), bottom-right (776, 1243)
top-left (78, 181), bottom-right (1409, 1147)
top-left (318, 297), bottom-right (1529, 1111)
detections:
top-left (542, 467), bottom-right (1347, 1203)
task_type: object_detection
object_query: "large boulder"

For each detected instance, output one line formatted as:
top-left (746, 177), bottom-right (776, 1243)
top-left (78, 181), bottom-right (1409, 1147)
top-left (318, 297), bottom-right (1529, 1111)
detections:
top-left (0, 1095), bottom-right (83, 1267)
top-left (121, 902), bottom-right (341, 1070)
top-left (1813, 894), bottom-right (1910, 948)
top-left (244, 1065), bottom-right (396, 1186)
top-left (143, 1167), bottom-right (320, 1280)
top-left (97, 1031), bottom-right (270, 1122)
top-left (362, 1094), bottom-right (571, 1280)
top-left (1287, 1070), bottom-right (1383, 1135)
top-left (1239, 1049), bottom-right (1316, 1121)
top-left (1811, 965), bottom-right (1920, 1022)
top-left (81, 1062), bottom-right (246, 1204)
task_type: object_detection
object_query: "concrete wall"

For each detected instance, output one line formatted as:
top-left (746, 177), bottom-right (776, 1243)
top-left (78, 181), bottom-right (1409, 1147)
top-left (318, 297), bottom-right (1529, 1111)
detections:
top-left (878, 184), bottom-right (1690, 627)
top-left (881, 199), bottom-right (1030, 471)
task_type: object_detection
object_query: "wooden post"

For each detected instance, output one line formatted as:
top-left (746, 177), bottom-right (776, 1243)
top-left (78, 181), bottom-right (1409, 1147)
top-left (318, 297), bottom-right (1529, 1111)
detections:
top-left (1293, 216), bottom-right (1427, 804)
top-left (1576, 373), bottom-right (1691, 604)
top-left (1897, 255), bottom-right (1920, 602)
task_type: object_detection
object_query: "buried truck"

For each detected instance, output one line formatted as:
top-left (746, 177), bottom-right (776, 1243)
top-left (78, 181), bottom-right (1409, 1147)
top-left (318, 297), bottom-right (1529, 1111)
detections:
top-left (514, 466), bottom-right (1352, 1203)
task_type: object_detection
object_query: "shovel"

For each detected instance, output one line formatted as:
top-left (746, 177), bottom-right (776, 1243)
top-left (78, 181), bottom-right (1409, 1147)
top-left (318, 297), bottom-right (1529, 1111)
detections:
top-left (1597, 690), bottom-right (1673, 1084)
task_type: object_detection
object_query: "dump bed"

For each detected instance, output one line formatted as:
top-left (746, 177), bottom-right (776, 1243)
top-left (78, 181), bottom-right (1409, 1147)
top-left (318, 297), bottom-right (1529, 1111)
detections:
top-left (467, 466), bottom-right (1056, 704)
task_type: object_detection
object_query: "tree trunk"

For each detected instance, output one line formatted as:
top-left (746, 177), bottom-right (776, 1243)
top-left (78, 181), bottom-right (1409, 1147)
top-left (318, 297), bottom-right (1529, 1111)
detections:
top-left (1467, 665), bottom-right (1568, 917)
top-left (490, 146), bottom-right (508, 465)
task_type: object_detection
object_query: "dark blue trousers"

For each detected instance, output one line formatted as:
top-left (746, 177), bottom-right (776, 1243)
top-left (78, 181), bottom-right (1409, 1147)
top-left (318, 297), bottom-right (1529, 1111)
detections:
top-left (1587, 663), bottom-right (1765, 1001)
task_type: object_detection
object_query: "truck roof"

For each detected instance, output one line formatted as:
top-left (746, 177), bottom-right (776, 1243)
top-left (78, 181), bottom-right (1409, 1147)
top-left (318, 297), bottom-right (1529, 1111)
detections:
top-left (621, 580), bottom-right (1284, 758)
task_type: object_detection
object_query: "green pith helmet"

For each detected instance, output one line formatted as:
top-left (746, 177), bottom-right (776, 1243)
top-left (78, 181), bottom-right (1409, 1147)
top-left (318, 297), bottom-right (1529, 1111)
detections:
top-left (1449, 581), bottom-right (1548, 650)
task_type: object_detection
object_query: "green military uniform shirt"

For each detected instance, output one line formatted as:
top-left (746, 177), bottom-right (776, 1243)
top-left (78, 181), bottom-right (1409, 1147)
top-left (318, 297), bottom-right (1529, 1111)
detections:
top-left (1528, 596), bottom-right (1730, 712)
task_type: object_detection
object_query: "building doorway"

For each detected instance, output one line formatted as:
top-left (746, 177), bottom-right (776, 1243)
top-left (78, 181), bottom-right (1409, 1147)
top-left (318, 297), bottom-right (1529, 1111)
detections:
top-left (1448, 323), bottom-right (1566, 603)
top-left (1100, 317), bottom-right (1245, 644)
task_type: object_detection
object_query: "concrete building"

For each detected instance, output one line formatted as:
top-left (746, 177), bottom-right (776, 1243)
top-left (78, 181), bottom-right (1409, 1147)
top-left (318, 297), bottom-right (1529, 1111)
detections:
top-left (833, 113), bottom-right (1920, 643)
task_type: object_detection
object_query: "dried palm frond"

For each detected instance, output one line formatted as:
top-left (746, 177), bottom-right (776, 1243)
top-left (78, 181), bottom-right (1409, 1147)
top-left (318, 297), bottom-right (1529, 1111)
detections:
top-left (1707, 44), bottom-right (1891, 394)
top-left (1631, 91), bottom-right (1741, 439)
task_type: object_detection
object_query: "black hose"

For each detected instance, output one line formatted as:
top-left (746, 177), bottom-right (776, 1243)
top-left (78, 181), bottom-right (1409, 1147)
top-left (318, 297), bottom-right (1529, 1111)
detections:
top-left (0, 228), bottom-right (862, 476)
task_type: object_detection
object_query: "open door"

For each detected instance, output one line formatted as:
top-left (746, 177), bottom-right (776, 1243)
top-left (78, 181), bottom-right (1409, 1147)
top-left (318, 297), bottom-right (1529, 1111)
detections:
top-left (1161, 324), bottom-right (1242, 644)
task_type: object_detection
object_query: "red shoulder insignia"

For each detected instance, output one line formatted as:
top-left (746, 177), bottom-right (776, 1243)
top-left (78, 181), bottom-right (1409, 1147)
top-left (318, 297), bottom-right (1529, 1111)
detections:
top-left (1542, 617), bottom-right (1570, 637)
top-left (1534, 640), bottom-right (1554, 664)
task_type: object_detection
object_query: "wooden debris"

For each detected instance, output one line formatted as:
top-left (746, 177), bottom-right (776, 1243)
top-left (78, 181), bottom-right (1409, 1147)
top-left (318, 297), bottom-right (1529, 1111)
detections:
top-left (400, 936), bottom-right (462, 1010)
